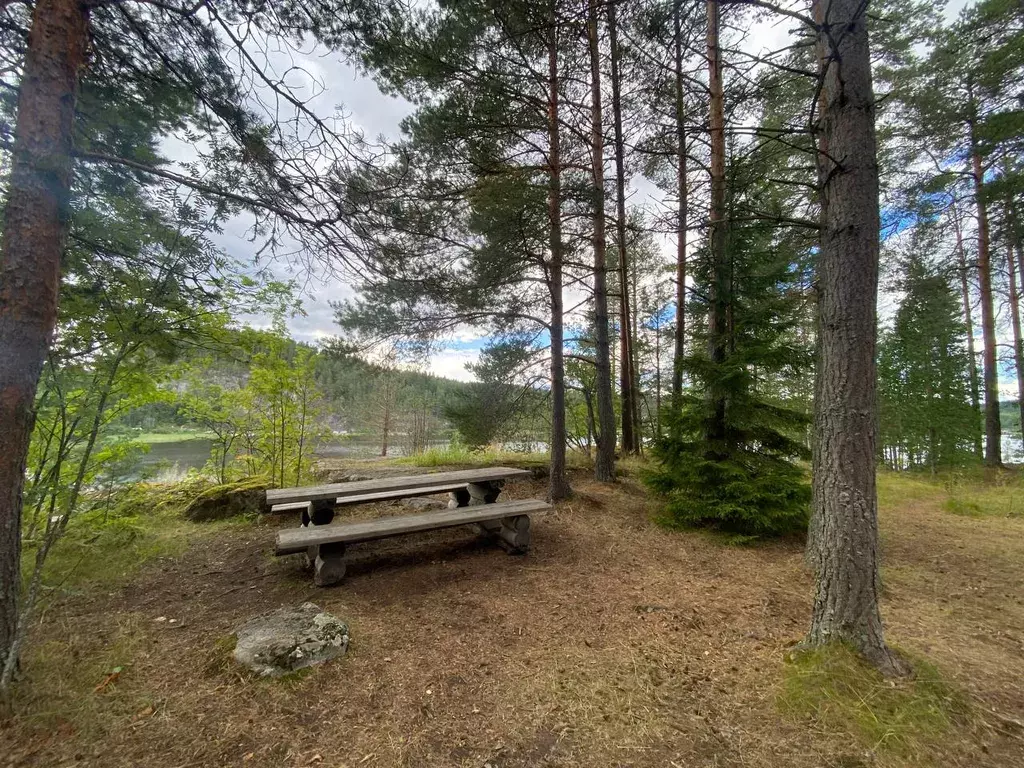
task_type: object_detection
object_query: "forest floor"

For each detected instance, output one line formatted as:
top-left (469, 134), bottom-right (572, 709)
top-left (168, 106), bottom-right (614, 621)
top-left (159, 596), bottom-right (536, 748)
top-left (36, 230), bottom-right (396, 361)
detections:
top-left (1, 466), bottom-right (1023, 768)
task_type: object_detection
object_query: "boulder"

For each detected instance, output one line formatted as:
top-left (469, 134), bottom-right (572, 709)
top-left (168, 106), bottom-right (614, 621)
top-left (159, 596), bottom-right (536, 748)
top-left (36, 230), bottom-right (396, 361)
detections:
top-left (183, 477), bottom-right (269, 522)
top-left (232, 602), bottom-right (349, 677)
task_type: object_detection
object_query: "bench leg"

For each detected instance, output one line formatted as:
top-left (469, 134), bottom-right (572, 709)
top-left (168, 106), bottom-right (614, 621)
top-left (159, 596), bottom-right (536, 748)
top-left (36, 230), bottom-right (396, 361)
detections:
top-left (467, 480), bottom-right (504, 505)
top-left (301, 499), bottom-right (335, 527)
top-left (313, 542), bottom-right (347, 587)
top-left (500, 514), bottom-right (531, 553)
top-left (301, 500), bottom-right (336, 569)
top-left (473, 515), bottom-right (530, 554)
top-left (448, 487), bottom-right (471, 509)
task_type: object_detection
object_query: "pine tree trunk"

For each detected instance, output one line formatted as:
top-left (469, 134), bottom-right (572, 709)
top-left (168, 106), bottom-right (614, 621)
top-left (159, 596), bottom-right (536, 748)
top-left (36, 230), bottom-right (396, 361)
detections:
top-left (968, 101), bottom-right (1000, 466)
top-left (547, 12), bottom-right (571, 501)
top-left (705, 0), bottom-right (728, 457)
top-left (952, 200), bottom-right (984, 458)
top-left (0, 0), bottom-right (89, 705)
top-left (587, 0), bottom-right (616, 482)
top-left (807, 0), bottom-right (906, 677)
top-left (608, 0), bottom-right (638, 455)
top-left (671, 1), bottom-right (688, 404)
top-left (1009, 243), bottom-right (1024, 445)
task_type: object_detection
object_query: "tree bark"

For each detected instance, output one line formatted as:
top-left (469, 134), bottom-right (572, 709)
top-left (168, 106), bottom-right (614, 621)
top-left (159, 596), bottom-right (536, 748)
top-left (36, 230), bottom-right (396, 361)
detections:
top-left (968, 100), bottom-right (1000, 466)
top-left (951, 199), bottom-right (984, 458)
top-left (705, 0), bottom-right (729, 456)
top-left (0, 0), bottom-right (90, 704)
top-left (806, 0), bottom-right (907, 677)
top-left (1006, 242), bottom-right (1024, 445)
top-left (671, 0), bottom-right (688, 405)
top-left (607, 0), bottom-right (638, 455)
top-left (547, 10), bottom-right (571, 502)
top-left (587, 0), bottom-right (616, 482)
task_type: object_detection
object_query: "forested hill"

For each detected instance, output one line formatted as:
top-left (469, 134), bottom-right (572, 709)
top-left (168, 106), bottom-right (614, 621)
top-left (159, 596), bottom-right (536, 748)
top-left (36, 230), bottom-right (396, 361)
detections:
top-left (119, 327), bottom-right (475, 444)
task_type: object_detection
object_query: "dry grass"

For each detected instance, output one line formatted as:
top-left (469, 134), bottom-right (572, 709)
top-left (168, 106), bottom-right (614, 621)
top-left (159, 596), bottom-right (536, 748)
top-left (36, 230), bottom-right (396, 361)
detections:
top-left (1, 468), bottom-right (1022, 767)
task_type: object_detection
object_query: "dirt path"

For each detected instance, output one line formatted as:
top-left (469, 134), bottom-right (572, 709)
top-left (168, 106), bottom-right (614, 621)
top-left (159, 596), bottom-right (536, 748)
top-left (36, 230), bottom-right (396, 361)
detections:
top-left (2, 473), bottom-right (1022, 767)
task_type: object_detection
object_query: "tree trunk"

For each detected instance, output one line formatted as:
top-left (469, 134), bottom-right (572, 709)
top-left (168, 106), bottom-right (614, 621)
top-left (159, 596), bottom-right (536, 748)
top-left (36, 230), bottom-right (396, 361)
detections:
top-left (952, 199), bottom-right (984, 458)
top-left (1006, 241), bottom-right (1024, 445)
top-left (608, 0), bottom-right (638, 455)
top-left (587, 0), bottom-right (616, 482)
top-left (0, 0), bottom-right (90, 706)
top-left (705, 0), bottom-right (728, 457)
top-left (968, 101), bottom-right (1000, 466)
top-left (671, 0), bottom-right (688, 405)
top-left (806, 0), bottom-right (907, 677)
top-left (547, 11), bottom-right (571, 502)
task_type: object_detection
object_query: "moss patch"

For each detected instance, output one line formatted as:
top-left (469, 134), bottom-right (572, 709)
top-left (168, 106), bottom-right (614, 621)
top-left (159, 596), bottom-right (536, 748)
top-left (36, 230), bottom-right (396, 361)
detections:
top-left (779, 644), bottom-right (971, 759)
top-left (182, 476), bottom-right (270, 522)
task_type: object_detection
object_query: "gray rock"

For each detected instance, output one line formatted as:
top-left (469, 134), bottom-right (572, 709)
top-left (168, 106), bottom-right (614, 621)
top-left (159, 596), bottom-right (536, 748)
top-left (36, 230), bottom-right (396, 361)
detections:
top-left (232, 602), bottom-right (349, 677)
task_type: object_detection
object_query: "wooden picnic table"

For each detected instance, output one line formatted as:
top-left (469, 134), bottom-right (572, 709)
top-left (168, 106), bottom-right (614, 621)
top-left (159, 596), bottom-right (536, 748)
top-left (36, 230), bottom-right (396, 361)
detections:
top-left (269, 466), bottom-right (548, 586)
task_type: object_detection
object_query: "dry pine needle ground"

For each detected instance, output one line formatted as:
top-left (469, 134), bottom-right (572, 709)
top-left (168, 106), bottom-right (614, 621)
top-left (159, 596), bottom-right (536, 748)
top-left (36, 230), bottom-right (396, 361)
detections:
top-left (1, 469), bottom-right (1022, 767)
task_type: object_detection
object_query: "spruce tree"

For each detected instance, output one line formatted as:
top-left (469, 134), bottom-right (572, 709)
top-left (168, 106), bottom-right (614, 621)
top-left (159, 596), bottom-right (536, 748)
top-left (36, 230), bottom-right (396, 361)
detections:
top-left (646, 154), bottom-right (811, 538)
top-left (878, 246), bottom-right (977, 471)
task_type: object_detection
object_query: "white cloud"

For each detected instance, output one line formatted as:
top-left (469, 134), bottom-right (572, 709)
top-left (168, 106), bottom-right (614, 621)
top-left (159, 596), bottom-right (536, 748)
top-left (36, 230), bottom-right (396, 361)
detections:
top-left (427, 349), bottom-right (479, 382)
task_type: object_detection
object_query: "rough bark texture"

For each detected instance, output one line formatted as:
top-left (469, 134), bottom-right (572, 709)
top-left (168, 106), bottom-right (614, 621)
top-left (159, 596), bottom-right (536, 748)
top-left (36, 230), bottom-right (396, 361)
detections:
top-left (952, 201), bottom-right (984, 458)
top-left (608, 0), bottom-right (639, 455)
top-left (0, 0), bottom-right (89, 697)
top-left (704, 0), bottom-right (729, 455)
top-left (671, 1), bottom-right (688, 404)
top-left (807, 0), bottom-right (907, 677)
top-left (587, 0), bottom-right (616, 482)
top-left (969, 114), bottom-right (1000, 466)
top-left (1006, 243), bottom-right (1024, 444)
top-left (547, 17), bottom-right (571, 502)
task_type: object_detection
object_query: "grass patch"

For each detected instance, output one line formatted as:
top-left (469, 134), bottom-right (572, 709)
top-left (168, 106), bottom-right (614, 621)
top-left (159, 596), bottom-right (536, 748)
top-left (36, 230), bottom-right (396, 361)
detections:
top-left (13, 613), bottom-right (155, 736)
top-left (21, 477), bottom-right (245, 594)
top-left (393, 445), bottom-right (594, 471)
top-left (876, 472), bottom-right (944, 509)
top-left (878, 467), bottom-right (1024, 519)
top-left (779, 644), bottom-right (971, 759)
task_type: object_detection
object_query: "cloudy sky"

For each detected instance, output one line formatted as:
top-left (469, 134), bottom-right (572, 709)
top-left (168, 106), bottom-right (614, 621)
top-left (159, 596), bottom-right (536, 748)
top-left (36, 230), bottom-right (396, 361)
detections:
top-left (212, 0), bottom-right (972, 383)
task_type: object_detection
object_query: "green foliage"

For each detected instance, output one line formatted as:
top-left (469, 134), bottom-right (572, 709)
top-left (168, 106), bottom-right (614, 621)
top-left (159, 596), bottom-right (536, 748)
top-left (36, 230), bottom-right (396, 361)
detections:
top-left (647, 152), bottom-right (812, 538)
top-left (444, 340), bottom-right (541, 448)
top-left (780, 644), bottom-right (970, 758)
top-left (177, 334), bottom-right (332, 486)
top-left (878, 244), bottom-right (978, 470)
top-left (20, 479), bottom-right (214, 592)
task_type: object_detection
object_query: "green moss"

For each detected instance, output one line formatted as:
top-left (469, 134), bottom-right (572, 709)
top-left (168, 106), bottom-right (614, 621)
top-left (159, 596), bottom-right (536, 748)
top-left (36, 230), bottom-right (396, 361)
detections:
top-left (779, 644), bottom-right (971, 759)
top-left (183, 476), bottom-right (270, 521)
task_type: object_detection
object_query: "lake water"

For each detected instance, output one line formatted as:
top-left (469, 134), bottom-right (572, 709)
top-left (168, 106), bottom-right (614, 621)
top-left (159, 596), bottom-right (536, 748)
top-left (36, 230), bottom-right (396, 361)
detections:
top-left (137, 436), bottom-right (442, 480)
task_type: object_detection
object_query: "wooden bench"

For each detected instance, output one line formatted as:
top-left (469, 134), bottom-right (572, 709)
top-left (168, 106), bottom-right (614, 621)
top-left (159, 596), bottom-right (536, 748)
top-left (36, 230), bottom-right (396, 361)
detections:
top-left (276, 498), bottom-right (549, 585)
top-left (265, 467), bottom-right (532, 524)
top-left (267, 467), bottom-right (545, 585)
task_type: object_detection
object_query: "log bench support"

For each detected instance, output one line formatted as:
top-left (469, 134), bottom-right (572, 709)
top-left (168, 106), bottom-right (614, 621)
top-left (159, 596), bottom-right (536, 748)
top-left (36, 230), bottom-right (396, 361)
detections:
top-left (301, 499), bottom-right (335, 527)
top-left (472, 514), bottom-right (531, 553)
top-left (449, 479), bottom-right (504, 508)
top-left (312, 542), bottom-right (347, 587)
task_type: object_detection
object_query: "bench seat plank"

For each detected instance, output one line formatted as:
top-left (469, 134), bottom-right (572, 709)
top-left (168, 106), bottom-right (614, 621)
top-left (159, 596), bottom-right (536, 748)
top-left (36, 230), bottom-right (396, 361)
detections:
top-left (275, 498), bottom-right (549, 555)
top-left (266, 467), bottom-right (531, 507)
top-left (269, 483), bottom-right (467, 514)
